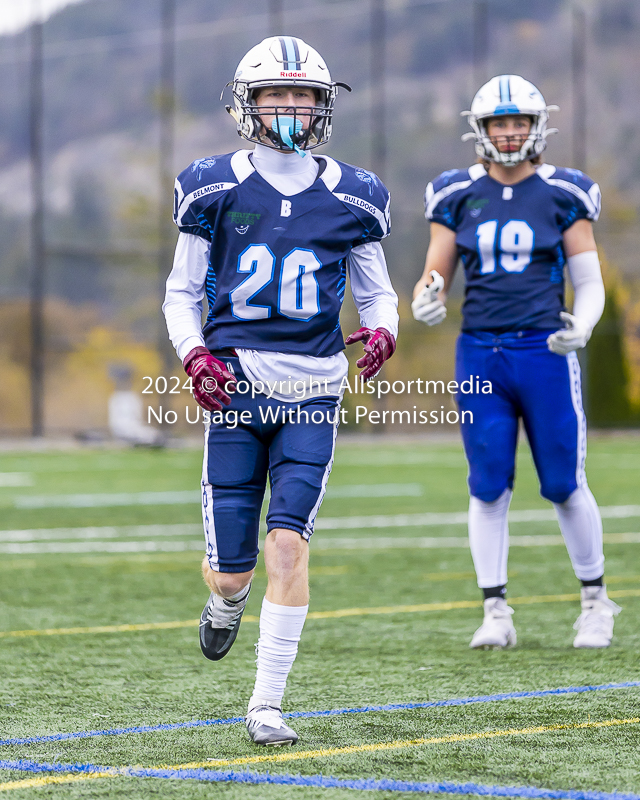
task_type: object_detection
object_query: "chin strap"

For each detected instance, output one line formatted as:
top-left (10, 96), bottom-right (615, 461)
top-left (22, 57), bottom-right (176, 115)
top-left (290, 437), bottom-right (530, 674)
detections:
top-left (226, 105), bottom-right (240, 124)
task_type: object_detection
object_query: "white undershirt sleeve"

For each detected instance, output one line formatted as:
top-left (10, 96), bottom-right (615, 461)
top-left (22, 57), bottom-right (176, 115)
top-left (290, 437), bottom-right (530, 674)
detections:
top-left (347, 242), bottom-right (399, 337)
top-left (162, 231), bottom-right (210, 362)
top-left (567, 250), bottom-right (605, 331)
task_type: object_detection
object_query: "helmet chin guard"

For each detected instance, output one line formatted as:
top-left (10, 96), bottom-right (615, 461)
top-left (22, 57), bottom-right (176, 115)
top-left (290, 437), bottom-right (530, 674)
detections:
top-left (462, 75), bottom-right (558, 166)
top-left (225, 36), bottom-right (351, 152)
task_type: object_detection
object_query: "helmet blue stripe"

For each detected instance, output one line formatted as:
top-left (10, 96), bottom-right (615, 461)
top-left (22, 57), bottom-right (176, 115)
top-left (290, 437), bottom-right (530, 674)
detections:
top-left (279, 38), bottom-right (289, 69)
top-left (291, 37), bottom-right (302, 70)
top-left (281, 36), bottom-right (300, 71)
top-left (499, 75), bottom-right (511, 102)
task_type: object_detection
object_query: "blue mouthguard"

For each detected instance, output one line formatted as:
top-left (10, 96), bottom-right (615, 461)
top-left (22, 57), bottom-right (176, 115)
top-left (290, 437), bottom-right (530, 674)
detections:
top-left (272, 116), bottom-right (306, 158)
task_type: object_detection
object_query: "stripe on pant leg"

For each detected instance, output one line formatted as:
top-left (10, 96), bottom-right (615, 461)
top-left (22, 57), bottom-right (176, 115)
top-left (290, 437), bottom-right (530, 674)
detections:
top-left (304, 399), bottom-right (341, 540)
top-left (566, 352), bottom-right (587, 489)
top-left (201, 423), bottom-right (218, 569)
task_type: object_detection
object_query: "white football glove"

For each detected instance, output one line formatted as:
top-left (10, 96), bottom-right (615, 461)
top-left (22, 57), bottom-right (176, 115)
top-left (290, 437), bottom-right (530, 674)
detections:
top-left (412, 270), bottom-right (446, 326)
top-left (547, 312), bottom-right (592, 355)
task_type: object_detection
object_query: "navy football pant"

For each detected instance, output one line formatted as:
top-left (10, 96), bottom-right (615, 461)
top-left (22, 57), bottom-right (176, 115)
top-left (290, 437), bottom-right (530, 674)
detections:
top-left (201, 357), bottom-right (340, 573)
top-left (455, 330), bottom-right (587, 504)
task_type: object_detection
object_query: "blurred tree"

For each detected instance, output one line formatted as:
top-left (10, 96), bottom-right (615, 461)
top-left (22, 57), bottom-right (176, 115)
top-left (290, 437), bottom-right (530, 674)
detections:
top-left (586, 278), bottom-right (635, 426)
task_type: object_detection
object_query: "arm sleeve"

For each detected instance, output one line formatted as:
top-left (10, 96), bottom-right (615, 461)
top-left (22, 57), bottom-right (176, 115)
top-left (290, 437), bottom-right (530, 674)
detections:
top-left (347, 241), bottom-right (399, 337)
top-left (566, 250), bottom-right (605, 330)
top-left (162, 232), bottom-right (211, 362)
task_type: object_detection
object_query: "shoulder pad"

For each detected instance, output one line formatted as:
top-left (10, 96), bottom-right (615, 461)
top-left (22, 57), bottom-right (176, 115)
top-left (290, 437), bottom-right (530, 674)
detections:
top-left (536, 164), bottom-right (601, 221)
top-left (325, 159), bottom-right (390, 239)
top-left (174, 151), bottom-right (250, 231)
top-left (430, 168), bottom-right (472, 193)
top-left (425, 165), bottom-right (486, 221)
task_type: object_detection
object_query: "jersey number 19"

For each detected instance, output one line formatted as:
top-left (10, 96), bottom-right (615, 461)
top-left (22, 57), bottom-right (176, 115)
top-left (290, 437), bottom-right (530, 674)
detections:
top-left (476, 220), bottom-right (535, 274)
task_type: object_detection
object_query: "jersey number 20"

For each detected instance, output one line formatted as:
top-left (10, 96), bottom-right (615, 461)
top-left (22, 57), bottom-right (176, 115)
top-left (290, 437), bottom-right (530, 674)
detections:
top-left (476, 220), bottom-right (534, 274)
top-left (230, 244), bottom-right (321, 321)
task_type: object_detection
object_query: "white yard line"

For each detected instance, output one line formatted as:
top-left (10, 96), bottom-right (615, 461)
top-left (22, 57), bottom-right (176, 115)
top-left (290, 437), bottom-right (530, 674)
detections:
top-left (2, 505), bottom-right (640, 541)
top-left (0, 473), bottom-right (34, 487)
top-left (312, 532), bottom-right (640, 550)
top-left (0, 540), bottom-right (205, 555)
top-left (1, 532), bottom-right (638, 555)
top-left (12, 484), bottom-right (424, 509)
top-left (0, 524), bottom-right (202, 543)
top-left (316, 505), bottom-right (640, 529)
top-left (13, 490), bottom-right (201, 509)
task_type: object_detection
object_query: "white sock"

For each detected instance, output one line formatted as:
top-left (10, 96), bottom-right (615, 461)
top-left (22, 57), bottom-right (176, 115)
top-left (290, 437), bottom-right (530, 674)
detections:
top-left (553, 486), bottom-right (604, 581)
top-left (469, 489), bottom-right (512, 588)
top-left (222, 583), bottom-right (251, 603)
top-left (249, 598), bottom-right (308, 712)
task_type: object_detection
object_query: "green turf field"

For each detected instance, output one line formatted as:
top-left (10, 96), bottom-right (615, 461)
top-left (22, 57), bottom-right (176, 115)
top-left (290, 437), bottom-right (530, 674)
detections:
top-left (0, 435), bottom-right (639, 798)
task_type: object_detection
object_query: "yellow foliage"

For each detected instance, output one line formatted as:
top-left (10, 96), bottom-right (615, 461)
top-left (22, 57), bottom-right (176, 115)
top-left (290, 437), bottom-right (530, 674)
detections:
top-left (0, 300), bottom-right (165, 434)
top-left (340, 294), bottom-right (460, 431)
top-left (598, 252), bottom-right (640, 411)
top-left (48, 326), bottom-right (164, 431)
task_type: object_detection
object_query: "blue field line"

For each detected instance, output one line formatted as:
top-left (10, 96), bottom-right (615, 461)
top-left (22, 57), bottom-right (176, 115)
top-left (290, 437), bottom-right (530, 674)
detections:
top-left (1, 681), bottom-right (639, 748)
top-left (0, 758), bottom-right (639, 799)
top-left (284, 681), bottom-right (640, 720)
top-left (0, 716), bottom-right (245, 747)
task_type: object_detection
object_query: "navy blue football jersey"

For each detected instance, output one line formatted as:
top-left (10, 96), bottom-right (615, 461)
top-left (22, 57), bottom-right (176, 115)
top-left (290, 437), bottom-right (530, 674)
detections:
top-left (174, 150), bottom-right (390, 357)
top-left (425, 163), bottom-right (601, 331)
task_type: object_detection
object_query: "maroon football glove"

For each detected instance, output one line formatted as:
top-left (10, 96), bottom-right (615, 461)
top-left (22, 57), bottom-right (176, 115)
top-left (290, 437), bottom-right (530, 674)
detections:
top-left (183, 346), bottom-right (237, 412)
top-left (345, 327), bottom-right (396, 381)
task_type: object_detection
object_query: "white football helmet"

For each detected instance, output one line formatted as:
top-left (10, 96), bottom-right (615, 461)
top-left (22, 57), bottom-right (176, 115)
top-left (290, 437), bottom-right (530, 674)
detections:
top-left (462, 75), bottom-right (558, 166)
top-left (225, 36), bottom-right (350, 152)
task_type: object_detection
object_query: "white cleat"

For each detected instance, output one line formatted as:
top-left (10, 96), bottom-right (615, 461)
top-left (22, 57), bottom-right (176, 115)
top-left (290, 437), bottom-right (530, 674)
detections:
top-left (246, 702), bottom-right (299, 746)
top-left (469, 597), bottom-right (517, 650)
top-left (573, 586), bottom-right (621, 649)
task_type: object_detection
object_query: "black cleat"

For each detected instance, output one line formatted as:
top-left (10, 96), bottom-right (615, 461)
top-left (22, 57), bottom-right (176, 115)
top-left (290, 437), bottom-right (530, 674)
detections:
top-left (199, 585), bottom-right (251, 661)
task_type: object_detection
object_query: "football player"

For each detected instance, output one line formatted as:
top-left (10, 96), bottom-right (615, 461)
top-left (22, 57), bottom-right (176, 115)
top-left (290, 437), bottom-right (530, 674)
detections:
top-left (412, 75), bottom-right (620, 650)
top-left (163, 36), bottom-right (398, 745)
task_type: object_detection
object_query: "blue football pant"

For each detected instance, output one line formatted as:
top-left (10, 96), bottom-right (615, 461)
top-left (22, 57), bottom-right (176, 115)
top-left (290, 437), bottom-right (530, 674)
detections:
top-left (457, 330), bottom-right (604, 584)
top-left (455, 329), bottom-right (586, 504)
top-left (201, 357), bottom-right (340, 573)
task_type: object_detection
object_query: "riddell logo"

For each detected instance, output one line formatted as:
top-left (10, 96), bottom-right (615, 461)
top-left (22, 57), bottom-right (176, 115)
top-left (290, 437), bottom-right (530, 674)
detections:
top-left (280, 71), bottom-right (306, 78)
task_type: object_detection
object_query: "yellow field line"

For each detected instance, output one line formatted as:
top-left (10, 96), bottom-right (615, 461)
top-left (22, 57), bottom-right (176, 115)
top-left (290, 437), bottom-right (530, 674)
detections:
top-left (171, 716), bottom-right (640, 770)
top-left (301, 588), bottom-right (640, 618)
top-left (0, 772), bottom-right (113, 792)
top-left (510, 589), bottom-right (640, 605)
top-left (0, 616), bottom-right (257, 639)
top-left (1, 589), bottom-right (638, 639)
top-left (307, 599), bottom-right (482, 619)
top-left (0, 718), bottom-right (637, 792)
